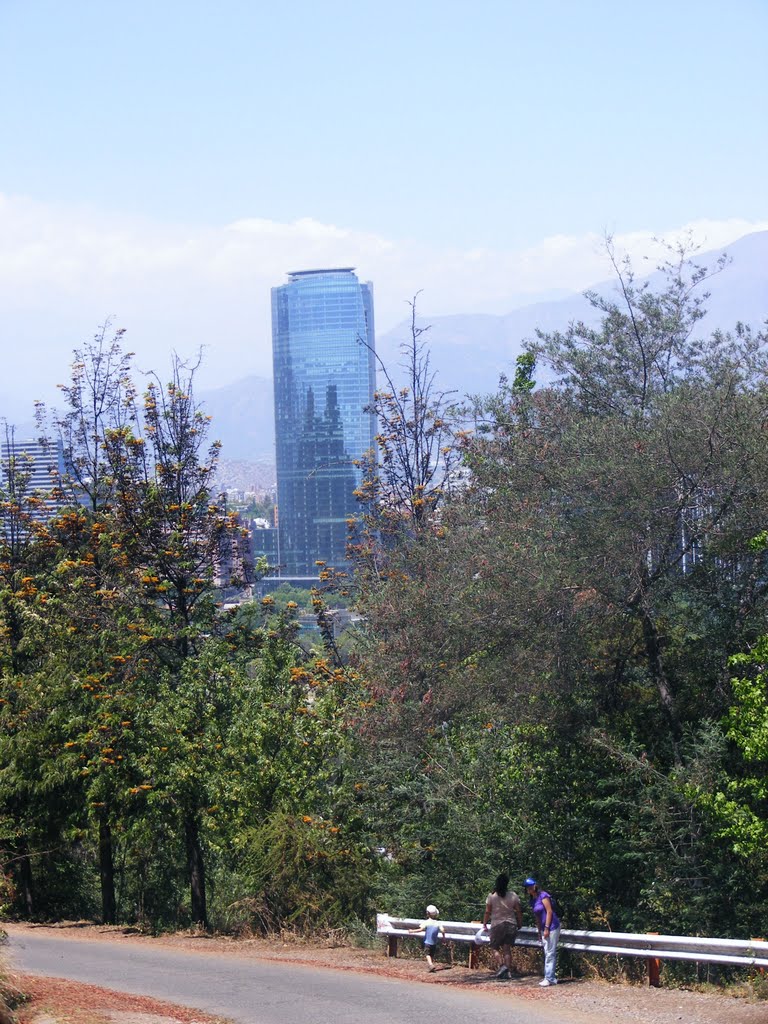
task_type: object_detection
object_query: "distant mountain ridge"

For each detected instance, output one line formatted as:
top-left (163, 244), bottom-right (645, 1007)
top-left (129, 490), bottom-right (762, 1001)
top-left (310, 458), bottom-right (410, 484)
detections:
top-left (203, 231), bottom-right (768, 461)
top-left (199, 375), bottom-right (275, 463)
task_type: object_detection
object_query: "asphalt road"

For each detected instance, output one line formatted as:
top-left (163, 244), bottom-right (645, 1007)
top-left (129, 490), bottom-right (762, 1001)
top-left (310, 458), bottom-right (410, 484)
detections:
top-left (5, 928), bottom-right (597, 1024)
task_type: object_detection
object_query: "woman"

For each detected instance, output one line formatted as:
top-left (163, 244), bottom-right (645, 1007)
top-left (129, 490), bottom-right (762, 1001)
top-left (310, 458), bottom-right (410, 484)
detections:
top-left (482, 873), bottom-right (523, 979)
top-left (525, 876), bottom-right (560, 986)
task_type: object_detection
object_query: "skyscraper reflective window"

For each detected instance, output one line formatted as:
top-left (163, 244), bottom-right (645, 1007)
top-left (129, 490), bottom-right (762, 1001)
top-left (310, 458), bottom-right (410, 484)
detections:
top-left (271, 268), bottom-right (375, 577)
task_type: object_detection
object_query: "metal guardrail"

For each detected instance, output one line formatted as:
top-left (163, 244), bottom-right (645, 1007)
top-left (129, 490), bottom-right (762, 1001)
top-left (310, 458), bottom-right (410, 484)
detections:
top-left (376, 914), bottom-right (768, 985)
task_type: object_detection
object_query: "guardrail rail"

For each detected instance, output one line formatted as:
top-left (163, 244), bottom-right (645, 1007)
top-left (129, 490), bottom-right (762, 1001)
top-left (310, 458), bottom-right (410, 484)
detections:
top-left (376, 913), bottom-right (768, 986)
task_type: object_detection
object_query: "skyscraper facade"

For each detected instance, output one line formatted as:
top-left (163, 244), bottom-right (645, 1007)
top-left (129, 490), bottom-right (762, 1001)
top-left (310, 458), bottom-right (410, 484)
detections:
top-left (271, 268), bottom-right (376, 577)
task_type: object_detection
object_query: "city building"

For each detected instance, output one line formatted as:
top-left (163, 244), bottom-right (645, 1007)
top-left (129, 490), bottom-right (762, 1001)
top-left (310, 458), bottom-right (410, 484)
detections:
top-left (0, 435), bottom-right (65, 522)
top-left (271, 268), bottom-right (376, 577)
top-left (214, 509), bottom-right (255, 600)
top-left (251, 517), bottom-right (279, 567)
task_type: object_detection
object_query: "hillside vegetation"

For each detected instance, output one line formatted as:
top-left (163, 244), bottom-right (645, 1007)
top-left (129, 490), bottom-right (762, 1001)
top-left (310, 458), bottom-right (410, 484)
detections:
top-left (1, 244), bottom-right (767, 989)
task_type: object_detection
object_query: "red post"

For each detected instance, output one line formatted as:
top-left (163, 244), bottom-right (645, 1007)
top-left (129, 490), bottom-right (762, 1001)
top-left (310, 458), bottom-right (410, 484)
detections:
top-left (647, 933), bottom-right (661, 987)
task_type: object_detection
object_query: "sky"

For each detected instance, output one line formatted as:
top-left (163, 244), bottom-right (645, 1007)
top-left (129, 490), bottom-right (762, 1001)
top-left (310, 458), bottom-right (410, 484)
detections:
top-left (1, 0), bottom-right (766, 417)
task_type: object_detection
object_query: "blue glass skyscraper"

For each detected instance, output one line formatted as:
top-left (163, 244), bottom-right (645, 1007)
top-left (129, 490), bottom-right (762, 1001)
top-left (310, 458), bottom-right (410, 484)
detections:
top-left (271, 268), bottom-right (376, 577)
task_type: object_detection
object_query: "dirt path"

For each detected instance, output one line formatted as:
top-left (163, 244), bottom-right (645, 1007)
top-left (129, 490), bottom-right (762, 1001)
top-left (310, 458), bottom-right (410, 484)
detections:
top-left (3, 922), bottom-right (767, 1024)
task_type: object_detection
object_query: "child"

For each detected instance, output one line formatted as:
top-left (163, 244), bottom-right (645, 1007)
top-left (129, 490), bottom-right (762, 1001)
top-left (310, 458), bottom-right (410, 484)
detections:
top-left (409, 904), bottom-right (446, 971)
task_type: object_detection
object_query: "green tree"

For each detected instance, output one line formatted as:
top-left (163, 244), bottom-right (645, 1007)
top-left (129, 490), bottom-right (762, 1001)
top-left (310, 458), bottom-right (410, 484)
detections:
top-left (347, 300), bottom-right (469, 732)
top-left (0, 422), bottom-right (63, 916)
top-left (461, 242), bottom-right (768, 756)
top-left (102, 356), bottom-right (250, 927)
top-left (356, 297), bottom-right (462, 535)
top-left (202, 633), bottom-right (372, 932)
top-left (346, 241), bottom-right (768, 942)
top-left (51, 322), bottom-right (134, 513)
top-left (700, 619), bottom-right (768, 859)
top-left (40, 327), bottom-right (138, 923)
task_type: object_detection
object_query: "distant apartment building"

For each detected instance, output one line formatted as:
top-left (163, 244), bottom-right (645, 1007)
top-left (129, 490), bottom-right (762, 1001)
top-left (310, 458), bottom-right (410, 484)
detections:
top-left (0, 436), bottom-right (65, 521)
top-left (270, 268), bottom-right (376, 577)
top-left (213, 509), bottom-right (255, 599)
top-left (251, 517), bottom-right (279, 567)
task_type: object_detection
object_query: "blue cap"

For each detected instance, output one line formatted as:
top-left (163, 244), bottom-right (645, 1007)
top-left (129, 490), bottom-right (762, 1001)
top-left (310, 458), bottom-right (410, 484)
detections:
top-left (524, 877), bottom-right (537, 887)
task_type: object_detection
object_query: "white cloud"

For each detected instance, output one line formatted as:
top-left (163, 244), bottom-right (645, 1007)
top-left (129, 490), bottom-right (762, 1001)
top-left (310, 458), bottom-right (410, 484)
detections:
top-left (0, 192), bottom-right (765, 419)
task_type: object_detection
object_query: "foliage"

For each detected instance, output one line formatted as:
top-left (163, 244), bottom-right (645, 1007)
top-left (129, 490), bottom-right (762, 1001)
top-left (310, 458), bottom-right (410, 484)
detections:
top-left (458, 244), bottom-right (768, 760)
top-left (3, 245), bottom-right (768, 962)
top-left (49, 322), bottom-right (134, 512)
top-left (260, 583), bottom-right (314, 612)
top-left (355, 297), bottom-right (463, 536)
top-left (224, 810), bottom-right (373, 934)
top-left (698, 628), bottom-right (768, 860)
top-left (348, 240), bottom-right (768, 949)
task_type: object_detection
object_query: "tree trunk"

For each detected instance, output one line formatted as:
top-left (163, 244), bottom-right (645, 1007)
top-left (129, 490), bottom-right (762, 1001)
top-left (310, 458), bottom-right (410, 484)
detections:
top-left (98, 808), bottom-right (117, 925)
top-left (184, 811), bottom-right (208, 928)
top-left (17, 837), bottom-right (34, 917)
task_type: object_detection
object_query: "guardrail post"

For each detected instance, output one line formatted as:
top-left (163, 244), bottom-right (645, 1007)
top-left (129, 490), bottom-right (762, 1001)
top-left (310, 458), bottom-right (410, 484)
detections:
top-left (387, 934), bottom-right (399, 958)
top-left (646, 933), bottom-right (661, 987)
top-left (752, 938), bottom-right (765, 975)
top-left (468, 943), bottom-right (479, 969)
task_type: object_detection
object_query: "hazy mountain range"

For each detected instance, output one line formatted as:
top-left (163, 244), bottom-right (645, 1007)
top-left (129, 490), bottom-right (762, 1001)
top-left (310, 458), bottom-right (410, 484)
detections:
top-left (202, 231), bottom-right (768, 463)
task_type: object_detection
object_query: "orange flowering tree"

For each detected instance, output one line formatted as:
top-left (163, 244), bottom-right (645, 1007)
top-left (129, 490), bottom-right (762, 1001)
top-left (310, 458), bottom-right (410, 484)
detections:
top-left (100, 355), bottom-right (254, 927)
top-left (0, 422), bottom-right (61, 915)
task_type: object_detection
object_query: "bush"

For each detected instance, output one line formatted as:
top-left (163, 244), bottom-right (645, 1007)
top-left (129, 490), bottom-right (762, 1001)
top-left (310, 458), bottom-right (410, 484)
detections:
top-left (219, 811), bottom-right (375, 936)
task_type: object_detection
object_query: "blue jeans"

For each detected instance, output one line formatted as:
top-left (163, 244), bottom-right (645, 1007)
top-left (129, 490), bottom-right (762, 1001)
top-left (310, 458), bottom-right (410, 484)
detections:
top-left (542, 927), bottom-right (560, 982)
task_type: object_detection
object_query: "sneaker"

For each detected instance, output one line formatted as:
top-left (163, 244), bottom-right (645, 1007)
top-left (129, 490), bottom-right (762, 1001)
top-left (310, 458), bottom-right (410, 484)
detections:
top-left (539, 979), bottom-right (551, 987)
top-left (495, 966), bottom-right (511, 979)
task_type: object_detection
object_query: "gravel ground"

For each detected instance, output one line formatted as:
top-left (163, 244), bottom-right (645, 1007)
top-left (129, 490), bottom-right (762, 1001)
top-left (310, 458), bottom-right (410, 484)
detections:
top-left (13, 974), bottom-right (226, 1024)
top-left (4, 922), bottom-right (768, 1024)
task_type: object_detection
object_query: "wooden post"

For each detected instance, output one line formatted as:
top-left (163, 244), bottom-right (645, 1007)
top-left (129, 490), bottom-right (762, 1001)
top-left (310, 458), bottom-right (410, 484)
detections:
top-left (469, 943), bottom-right (479, 969)
top-left (646, 933), bottom-right (661, 987)
top-left (387, 934), bottom-right (399, 958)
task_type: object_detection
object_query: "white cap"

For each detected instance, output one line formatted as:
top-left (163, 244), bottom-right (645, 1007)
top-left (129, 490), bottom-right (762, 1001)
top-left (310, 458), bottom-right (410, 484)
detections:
top-left (426, 904), bottom-right (438, 915)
